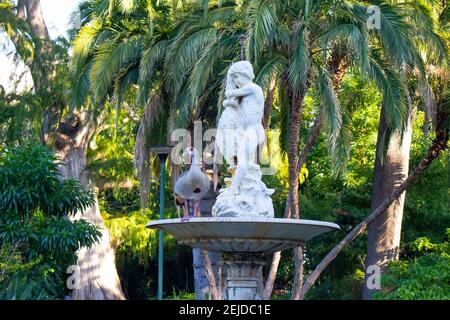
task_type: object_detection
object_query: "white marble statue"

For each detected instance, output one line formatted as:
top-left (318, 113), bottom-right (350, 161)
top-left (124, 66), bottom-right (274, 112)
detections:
top-left (213, 61), bottom-right (274, 218)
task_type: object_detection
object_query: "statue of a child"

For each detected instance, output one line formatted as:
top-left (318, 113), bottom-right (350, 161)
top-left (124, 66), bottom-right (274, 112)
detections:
top-left (218, 61), bottom-right (266, 166)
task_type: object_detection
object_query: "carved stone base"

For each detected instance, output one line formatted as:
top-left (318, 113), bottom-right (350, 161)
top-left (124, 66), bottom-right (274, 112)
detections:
top-left (212, 164), bottom-right (274, 218)
top-left (220, 253), bottom-right (265, 300)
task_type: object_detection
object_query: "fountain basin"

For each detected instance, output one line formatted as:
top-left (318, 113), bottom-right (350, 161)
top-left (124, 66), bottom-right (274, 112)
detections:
top-left (146, 217), bottom-right (340, 254)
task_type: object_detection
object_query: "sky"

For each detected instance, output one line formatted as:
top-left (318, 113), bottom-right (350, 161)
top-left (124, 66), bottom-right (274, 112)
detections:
top-left (40, 0), bottom-right (80, 39)
top-left (0, 0), bottom-right (80, 92)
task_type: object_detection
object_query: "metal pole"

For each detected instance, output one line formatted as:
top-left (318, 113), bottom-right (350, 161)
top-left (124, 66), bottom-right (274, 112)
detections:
top-left (157, 154), bottom-right (167, 300)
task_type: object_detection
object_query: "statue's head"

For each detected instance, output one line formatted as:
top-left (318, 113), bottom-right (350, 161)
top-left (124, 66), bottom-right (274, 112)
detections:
top-left (228, 61), bottom-right (254, 88)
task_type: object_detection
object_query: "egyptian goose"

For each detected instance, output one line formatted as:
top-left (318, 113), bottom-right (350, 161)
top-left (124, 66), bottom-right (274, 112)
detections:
top-left (174, 147), bottom-right (210, 221)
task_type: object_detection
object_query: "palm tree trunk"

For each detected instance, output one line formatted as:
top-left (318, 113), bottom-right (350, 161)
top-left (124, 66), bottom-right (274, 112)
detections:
top-left (261, 89), bottom-right (305, 300)
top-left (287, 91), bottom-right (303, 219)
top-left (299, 127), bottom-right (448, 299)
top-left (287, 90), bottom-right (305, 300)
top-left (53, 112), bottom-right (125, 300)
top-left (290, 53), bottom-right (348, 300)
top-left (362, 105), bottom-right (414, 299)
top-left (262, 77), bottom-right (276, 130)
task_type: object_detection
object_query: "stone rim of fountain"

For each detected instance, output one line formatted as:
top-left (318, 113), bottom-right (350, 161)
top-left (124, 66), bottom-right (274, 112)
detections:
top-left (147, 217), bottom-right (340, 300)
top-left (146, 217), bottom-right (340, 254)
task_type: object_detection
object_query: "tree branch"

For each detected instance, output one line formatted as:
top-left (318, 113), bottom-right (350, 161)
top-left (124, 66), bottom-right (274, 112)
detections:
top-left (200, 249), bottom-right (220, 300)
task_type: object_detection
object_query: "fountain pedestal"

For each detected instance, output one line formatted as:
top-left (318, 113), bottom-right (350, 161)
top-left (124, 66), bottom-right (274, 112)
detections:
top-left (147, 217), bottom-right (339, 300)
top-left (221, 253), bottom-right (265, 300)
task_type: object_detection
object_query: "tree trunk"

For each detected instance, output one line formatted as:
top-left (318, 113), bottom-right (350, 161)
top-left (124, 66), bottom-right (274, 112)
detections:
top-left (287, 91), bottom-right (305, 300)
top-left (53, 112), bottom-right (125, 300)
top-left (291, 246), bottom-right (304, 300)
top-left (362, 106), bottom-right (414, 299)
top-left (287, 92), bottom-right (303, 220)
top-left (23, 0), bottom-right (49, 40)
top-left (18, 0), bottom-right (50, 91)
top-left (261, 251), bottom-right (280, 300)
top-left (12, 0), bottom-right (56, 138)
top-left (262, 77), bottom-right (276, 130)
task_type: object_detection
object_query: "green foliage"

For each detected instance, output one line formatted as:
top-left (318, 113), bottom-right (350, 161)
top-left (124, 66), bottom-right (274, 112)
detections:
top-left (0, 143), bottom-right (101, 299)
top-left (87, 106), bottom-right (137, 187)
top-left (0, 0), bottom-right (34, 61)
top-left (167, 287), bottom-right (195, 300)
top-left (104, 210), bottom-right (158, 262)
top-left (374, 230), bottom-right (450, 300)
top-left (0, 275), bottom-right (54, 300)
top-left (0, 144), bottom-right (94, 219)
top-left (0, 30), bottom-right (72, 146)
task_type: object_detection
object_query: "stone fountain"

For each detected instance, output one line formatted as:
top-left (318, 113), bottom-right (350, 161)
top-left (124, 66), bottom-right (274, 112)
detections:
top-left (147, 61), bottom-right (339, 300)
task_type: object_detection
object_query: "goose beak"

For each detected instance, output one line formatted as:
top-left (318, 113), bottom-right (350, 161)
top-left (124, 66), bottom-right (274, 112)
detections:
top-left (175, 194), bottom-right (185, 206)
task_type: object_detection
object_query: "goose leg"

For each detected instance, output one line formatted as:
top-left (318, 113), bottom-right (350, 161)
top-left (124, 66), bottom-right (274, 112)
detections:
top-left (181, 200), bottom-right (191, 222)
top-left (194, 201), bottom-right (201, 218)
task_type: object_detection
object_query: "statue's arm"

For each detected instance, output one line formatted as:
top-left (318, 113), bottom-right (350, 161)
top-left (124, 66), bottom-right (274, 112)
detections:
top-left (226, 85), bottom-right (255, 99)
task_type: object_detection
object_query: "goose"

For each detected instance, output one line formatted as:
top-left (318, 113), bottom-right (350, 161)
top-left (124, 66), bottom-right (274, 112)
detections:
top-left (174, 147), bottom-right (210, 221)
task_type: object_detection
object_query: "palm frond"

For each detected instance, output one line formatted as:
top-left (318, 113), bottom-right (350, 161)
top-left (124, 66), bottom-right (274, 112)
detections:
top-left (317, 67), bottom-right (344, 172)
top-left (319, 23), bottom-right (370, 75)
top-left (166, 26), bottom-right (217, 95)
top-left (418, 79), bottom-right (437, 134)
top-left (118, 0), bottom-right (136, 13)
top-left (188, 34), bottom-right (239, 107)
top-left (255, 55), bottom-right (286, 90)
top-left (67, 60), bottom-right (93, 108)
top-left (367, 57), bottom-right (408, 133)
top-left (288, 27), bottom-right (309, 93)
top-left (350, 3), bottom-right (414, 67)
top-left (89, 34), bottom-right (144, 103)
top-left (113, 66), bottom-right (139, 123)
top-left (70, 20), bottom-right (103, 75)
top-left (136, 39), bottom-right (168, 106)
top-left (246, 0), bottom-right (279, 61)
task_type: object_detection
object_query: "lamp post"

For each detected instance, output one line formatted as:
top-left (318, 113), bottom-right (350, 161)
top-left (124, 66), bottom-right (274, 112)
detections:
top-left (150, 145), bottom-right (173, 300)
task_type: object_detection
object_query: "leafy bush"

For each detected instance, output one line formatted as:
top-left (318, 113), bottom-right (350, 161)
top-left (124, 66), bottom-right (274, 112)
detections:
top-left (374, 230), bottom-right (450, 300)
top-left (0, 143), bottom-right (101, 299)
